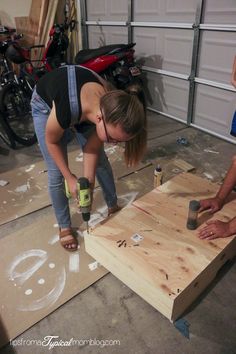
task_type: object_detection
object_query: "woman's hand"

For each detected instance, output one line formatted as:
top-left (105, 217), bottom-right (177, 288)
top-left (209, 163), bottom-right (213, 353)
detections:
top-left (231, 56), bottom-right (236, 88)
top-left (198, 220), bottom-right (231, 240)
top-left (198, 197), bottom-right (224, 214)
top-left (66, 174), bottom-right (79, 200)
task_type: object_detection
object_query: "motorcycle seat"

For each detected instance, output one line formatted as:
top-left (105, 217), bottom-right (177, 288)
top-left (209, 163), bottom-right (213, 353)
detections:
top-left (75, 43), bottom-right (135, 64)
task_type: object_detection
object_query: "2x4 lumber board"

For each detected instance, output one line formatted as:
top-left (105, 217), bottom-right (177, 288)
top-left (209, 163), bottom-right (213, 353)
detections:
top-left (28, 0), bottom-right (43, 38)
top-left (36, 0), bottom-right (49, 38)
top-left (38, 0), bottom-right (58, 60)
top-left (84, 173), bottom-right (236, 321)
top-left (173, 159), bottom-right (195, 172)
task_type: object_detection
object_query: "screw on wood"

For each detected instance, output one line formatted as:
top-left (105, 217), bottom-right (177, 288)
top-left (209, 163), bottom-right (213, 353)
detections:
top-left (117, 240), bottom-right (126, 248)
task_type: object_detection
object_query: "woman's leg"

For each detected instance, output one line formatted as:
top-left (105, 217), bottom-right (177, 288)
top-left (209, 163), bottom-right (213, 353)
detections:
top-left (31, 91), bottom-right (78, 251)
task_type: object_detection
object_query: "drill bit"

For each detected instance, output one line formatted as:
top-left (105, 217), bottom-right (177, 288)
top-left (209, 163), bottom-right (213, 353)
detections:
top-left (86, 222), bottom-right (89, 234)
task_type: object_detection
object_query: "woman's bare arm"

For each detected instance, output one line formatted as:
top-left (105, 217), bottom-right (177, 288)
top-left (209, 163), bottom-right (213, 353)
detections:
top-left (45, 103), bottom-right (78, 198)
top-left (83, 130), bottom-right (103, 188)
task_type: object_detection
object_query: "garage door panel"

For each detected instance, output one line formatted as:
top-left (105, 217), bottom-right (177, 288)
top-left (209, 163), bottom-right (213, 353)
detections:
top-left (198, 31), bottom-right (236, 84)
top-left (88, 27), bottom-right (128, 48)
top-left (84, 0), bottom-right (236, 142)
top-left (87, 0), bottom-right (128, 21)
top-left (193, 85), bottom-right (236, 138)
top-left (203, 0), bottom-right (236, 24)
top-left (134, 0), bottom-right (197, 22)
top-left (134, 28), bottom-right (193, 74)
top-left (146, 73), bottom-right (189, 122)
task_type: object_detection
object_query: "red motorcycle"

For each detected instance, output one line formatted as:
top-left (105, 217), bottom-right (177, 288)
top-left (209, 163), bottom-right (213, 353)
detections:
top-left (5, 21), bottom-right (73, 82)
top-left (6, 28), bottom-right (142, 89)
top-left (75, 42), bottom-right (142, 89)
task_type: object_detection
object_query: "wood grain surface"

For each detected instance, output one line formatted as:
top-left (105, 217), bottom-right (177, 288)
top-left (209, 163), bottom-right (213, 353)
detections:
top-left (85, 173), bottom-right (236, 321)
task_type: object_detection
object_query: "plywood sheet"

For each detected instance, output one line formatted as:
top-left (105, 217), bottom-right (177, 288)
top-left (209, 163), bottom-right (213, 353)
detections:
top-left (0, 146), bottom-right (148, 225)
top-left (84, 173), bottom-right (236, 321)
top-left (0, 165), bottom-right (155, 347)
top-left (0, 211), bottom-right (108, 348)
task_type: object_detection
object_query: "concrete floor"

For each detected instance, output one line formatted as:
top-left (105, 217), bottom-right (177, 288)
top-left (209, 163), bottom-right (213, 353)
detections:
top-left (1, 112), bottom-right (236, 354)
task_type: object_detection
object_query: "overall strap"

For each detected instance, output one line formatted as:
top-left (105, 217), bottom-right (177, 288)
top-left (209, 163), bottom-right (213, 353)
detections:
top-left (67, 65), bottom-right (79, 126)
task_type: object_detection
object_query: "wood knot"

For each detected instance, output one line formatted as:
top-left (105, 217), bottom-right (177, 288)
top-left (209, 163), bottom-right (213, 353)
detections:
top-left (177, 256), bottom-right (184, 262)
top-left (181, 266), bottom-right (189, 272)
top-left (186, 247), bottom-right (195, 254)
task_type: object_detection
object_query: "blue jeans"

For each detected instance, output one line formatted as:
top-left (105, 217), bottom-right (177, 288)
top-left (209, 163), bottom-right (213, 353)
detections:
top-left (31, 89), bottom-right (117, 228)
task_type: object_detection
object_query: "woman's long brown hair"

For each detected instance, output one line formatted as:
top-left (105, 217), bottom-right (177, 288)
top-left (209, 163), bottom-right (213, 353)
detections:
top-left (100, 83), bottom-right (147, 166)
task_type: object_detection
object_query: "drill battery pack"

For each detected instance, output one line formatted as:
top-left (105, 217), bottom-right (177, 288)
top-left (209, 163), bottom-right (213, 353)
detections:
top-left (64, 178), bottom-right (91, 207)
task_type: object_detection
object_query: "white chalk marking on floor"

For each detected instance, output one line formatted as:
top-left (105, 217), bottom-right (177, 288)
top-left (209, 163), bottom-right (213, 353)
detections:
top-left (35, 185), bottom-right (42, 190)
top-left (8, 249), bottom-right (48, 286)
top-left (38, 278), bottom-right (45, 285)
top-left (88, 191), bottom-right (138, 228)
top-left (49, 263), bottom-right (55, 269)
top-left (76, 229), bottom-right (84, 238)
top-left (25, 164), bottom-right (35, 172)
top-left (15, 184), bottom-right (29, 193)
top-left (0, 180), bottom-right (9, 187)
top-left (204, 149), bottom-right (219, 154)
top-left (69, 253), bottom-right (80, 272)
top-left (88, 261), bottom-right (99, 271)
top-left (75, 152), bottom-right (83, 162)
top-left (203, 172), bottom-right (214, 180)
top-left (18, 268), bottom-right (66, 312)
top-left (25, 289), bottom-right (32, 295)
top-left (48, 234), bottom-right (59, 245)
top-left (104, 145), bottom-right (118, 155)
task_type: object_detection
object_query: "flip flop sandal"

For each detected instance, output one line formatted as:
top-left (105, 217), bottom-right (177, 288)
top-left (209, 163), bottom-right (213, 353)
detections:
top-left (59, 228), bottom-right (78, 252)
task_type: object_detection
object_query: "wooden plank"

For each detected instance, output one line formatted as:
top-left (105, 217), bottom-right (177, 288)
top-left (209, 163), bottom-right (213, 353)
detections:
top-left (84, 173), bottom-right (236, 321)
top-left (37, 0), bottom-right (58, 62)
top-left (36, 0), bottom-right (49, 38)
top-left (29, 0), bottom-right (43, 37)
top-left (173, 159), bottom-right (195, 172)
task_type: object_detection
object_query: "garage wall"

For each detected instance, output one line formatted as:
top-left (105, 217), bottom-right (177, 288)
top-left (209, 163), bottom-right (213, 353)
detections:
top-left (80, 0), bottom-right (236, 142)
top-left (0, 0), bottom-right (31, 27)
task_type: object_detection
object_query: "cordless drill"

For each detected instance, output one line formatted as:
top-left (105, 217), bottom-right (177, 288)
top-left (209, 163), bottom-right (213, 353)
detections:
top-left (65, 177), bottom-right (91, 233)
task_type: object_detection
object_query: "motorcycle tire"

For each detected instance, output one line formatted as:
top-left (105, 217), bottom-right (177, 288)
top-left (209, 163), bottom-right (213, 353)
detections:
top-left (0, 82), bottom-right (37, 146)
top-left (0, 113), bottom-right (16, 149)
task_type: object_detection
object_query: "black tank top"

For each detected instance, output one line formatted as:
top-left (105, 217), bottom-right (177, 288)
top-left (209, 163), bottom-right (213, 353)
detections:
top-left (36, 66), bottom-right (102, 129)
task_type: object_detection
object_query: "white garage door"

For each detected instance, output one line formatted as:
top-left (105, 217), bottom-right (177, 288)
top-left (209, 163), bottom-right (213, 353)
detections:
top-left (79, 0), bottom-right (236, 143)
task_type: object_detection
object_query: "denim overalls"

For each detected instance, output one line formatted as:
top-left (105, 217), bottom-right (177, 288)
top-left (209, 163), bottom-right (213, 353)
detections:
top-left (31, 65), bottom-right (117, 228)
